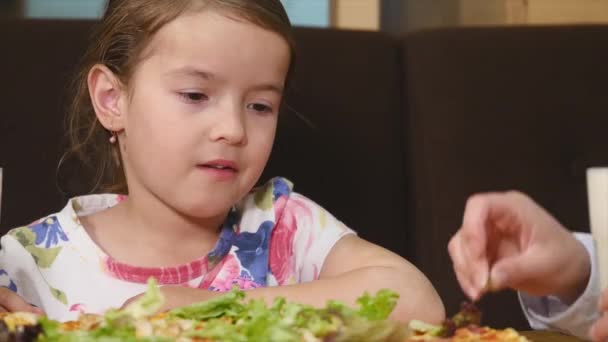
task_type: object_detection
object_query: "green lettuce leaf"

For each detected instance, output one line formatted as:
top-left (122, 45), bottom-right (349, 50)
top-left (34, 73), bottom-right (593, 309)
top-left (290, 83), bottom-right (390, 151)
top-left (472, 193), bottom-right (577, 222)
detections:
top-left (356, 289), bottom-right (399, 321)
top-left (169, 287), bottom-right (246, 321)
top-left (407, 319), bottom-right (445, 336)
top-left (121, 278), bottom-right (164, 319)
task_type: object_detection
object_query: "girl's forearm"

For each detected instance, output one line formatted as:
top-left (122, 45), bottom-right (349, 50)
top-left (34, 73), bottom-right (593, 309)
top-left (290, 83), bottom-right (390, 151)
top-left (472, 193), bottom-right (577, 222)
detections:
top-left (190, 266), bottom-right (444, 324)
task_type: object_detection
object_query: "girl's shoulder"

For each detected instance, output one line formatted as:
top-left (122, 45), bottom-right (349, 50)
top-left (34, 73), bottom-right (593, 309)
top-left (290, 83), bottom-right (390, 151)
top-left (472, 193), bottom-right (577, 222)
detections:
top-left (246, 176), bottom-right (294, 211)
top-left (3, 194), bottom-right (123, 251)
top-left (239, 176), bottom-right (341, 228)
top-left (242, 176), bottom-right (319, 215)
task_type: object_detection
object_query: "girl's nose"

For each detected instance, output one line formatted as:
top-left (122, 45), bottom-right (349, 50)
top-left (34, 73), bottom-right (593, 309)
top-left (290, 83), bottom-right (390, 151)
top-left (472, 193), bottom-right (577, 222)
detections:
top-left (208, 103), bottom-right (247, 145)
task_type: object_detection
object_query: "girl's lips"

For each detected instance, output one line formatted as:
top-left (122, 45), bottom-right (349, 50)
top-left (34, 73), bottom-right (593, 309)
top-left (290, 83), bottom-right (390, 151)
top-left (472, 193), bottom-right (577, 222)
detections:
top-left (198, 164), bottom-right (236, 171)
top-left (197, 165), bottom-right (238, 181)
top-left (199, 159), bottom-right (238, 171)
top-left (197, 159), bottom-right (238, 181)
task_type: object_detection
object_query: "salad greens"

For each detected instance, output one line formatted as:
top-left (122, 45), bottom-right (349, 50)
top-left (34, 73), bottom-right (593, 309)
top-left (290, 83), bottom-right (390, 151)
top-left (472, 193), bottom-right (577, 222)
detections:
top-left (36, 279), bottom-right (407, 342)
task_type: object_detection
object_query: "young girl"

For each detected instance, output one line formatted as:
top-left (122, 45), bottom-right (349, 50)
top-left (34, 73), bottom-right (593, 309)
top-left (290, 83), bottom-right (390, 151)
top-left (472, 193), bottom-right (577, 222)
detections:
top-left (0, 0), bottom-right (444, 324)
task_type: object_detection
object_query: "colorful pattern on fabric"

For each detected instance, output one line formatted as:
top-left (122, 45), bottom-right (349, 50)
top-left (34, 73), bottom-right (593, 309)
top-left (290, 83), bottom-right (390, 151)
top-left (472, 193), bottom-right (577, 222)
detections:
top-left (0, 177), bottom-right (353, 321)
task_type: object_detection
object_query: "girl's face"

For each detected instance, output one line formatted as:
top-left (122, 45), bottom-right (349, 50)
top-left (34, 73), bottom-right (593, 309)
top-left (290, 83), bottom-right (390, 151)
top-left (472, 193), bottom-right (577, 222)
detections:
top-left (116, 9), bottom-right (290, 219)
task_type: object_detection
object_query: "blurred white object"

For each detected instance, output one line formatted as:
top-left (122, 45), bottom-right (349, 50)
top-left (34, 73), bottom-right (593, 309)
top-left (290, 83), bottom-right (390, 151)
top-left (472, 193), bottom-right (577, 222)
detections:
top-left (587, 167), bottom-right (608, 289)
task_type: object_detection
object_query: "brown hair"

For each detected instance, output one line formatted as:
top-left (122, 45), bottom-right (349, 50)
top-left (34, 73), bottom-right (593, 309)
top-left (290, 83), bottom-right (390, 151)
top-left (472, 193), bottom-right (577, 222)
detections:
top-left (64, 0), bottom-right (294, 194)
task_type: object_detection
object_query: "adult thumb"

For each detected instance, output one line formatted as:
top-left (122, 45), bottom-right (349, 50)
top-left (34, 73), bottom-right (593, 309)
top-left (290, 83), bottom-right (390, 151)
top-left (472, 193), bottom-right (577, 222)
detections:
top-left (489, 256), bottom-right (531, 291)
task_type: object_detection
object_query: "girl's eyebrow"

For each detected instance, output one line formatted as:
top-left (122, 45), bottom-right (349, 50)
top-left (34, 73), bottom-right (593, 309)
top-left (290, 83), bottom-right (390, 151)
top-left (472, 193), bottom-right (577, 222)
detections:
top-left (163, 67), bottom-right (216, 80)
top-left (164, 66), bottom-right (284, 95)
top-left (250, 83), bottom-right (284, 95)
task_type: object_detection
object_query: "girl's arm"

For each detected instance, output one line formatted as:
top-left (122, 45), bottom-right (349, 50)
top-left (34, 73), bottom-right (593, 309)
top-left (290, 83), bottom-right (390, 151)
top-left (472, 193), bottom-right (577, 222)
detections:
top-left (254, 234), bottom-right (444, 324)
top-left (131, 235), bottom-right (445, 324)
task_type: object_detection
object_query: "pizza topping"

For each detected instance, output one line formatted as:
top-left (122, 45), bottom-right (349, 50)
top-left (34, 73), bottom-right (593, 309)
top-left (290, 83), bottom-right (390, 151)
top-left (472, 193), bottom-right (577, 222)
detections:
top-left (1, 312), bottom-right (38, 332)
top-left (0, 312), bottom-right (43, 342)
top-left (405, 302), bottom-right (481, 339)
top-left (404, 301), bottom-right (531, 342)
top-left (450, 302), bottom-right (482, 328)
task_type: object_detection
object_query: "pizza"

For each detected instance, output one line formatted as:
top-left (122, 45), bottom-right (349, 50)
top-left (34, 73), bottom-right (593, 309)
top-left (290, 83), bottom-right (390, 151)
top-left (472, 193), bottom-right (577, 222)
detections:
top-left (404, 302), bottom-right (529, 342)
top-left (407, 326), bottom-right (528, 342)
top-left (0, 279), bottom-right (407, 341)
top-left (0, 280), bottom-right (529, 341)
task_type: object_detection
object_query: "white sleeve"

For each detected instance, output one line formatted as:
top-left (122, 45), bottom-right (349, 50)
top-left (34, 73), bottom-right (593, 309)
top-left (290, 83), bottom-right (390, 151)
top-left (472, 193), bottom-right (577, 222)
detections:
top-left (288, 193), bottom-right (355, 283)
top-left (0, 234), bottom-right (46, 309)
top-left (519, 232), bottom-right (600, 340)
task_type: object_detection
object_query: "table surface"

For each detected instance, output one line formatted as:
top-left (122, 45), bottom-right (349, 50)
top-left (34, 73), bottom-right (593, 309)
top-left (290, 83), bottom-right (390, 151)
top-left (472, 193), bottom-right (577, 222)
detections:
top-left (521, 331), bottom-right (586, 342)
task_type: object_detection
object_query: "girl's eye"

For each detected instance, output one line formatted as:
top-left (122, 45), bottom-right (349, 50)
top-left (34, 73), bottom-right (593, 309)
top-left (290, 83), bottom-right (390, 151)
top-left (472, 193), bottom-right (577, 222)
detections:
top-left (179, 92), bottom-right (208, 103)
top-left (247, 103), bottom-right (272, 114)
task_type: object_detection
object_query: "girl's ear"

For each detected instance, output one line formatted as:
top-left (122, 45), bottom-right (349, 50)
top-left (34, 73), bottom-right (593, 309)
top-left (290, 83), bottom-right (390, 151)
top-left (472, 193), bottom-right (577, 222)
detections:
top-left (88, 64), bottom-right (127, 131)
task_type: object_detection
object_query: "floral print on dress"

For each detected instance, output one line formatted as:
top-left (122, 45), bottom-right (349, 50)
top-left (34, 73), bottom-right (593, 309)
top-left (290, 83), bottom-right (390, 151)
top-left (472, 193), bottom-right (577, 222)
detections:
top-left (69, 303), bottom-right (87, 313)
top-left (207, 209), bottom-right (239, 266)
top-left (4, 221), bottom-right (71, 307)
top-left (208, 254), bottom-right (260, 291)
top-left (269, 194), bottom-right (313, 285)
top-left (232, 220), bottom-right (274, 285)
top-left (254, 178), bottom-right (293, 210)
top-left (31, 217), bottom-right (68, 248)
top-left (9, 217), bottom-right (69, 270)
top-left (0, 270), bottom-right (17, 292)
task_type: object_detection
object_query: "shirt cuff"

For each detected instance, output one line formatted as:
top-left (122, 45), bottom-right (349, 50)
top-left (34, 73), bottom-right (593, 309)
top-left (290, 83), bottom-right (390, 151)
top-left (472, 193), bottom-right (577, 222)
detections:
top-left (518, 232), bottom-right (600, 340)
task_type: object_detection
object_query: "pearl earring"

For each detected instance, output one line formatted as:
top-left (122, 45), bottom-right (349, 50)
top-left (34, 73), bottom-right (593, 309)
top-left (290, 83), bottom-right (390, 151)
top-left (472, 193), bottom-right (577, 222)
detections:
top-left (109, 122), bottom-right (118, 144)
